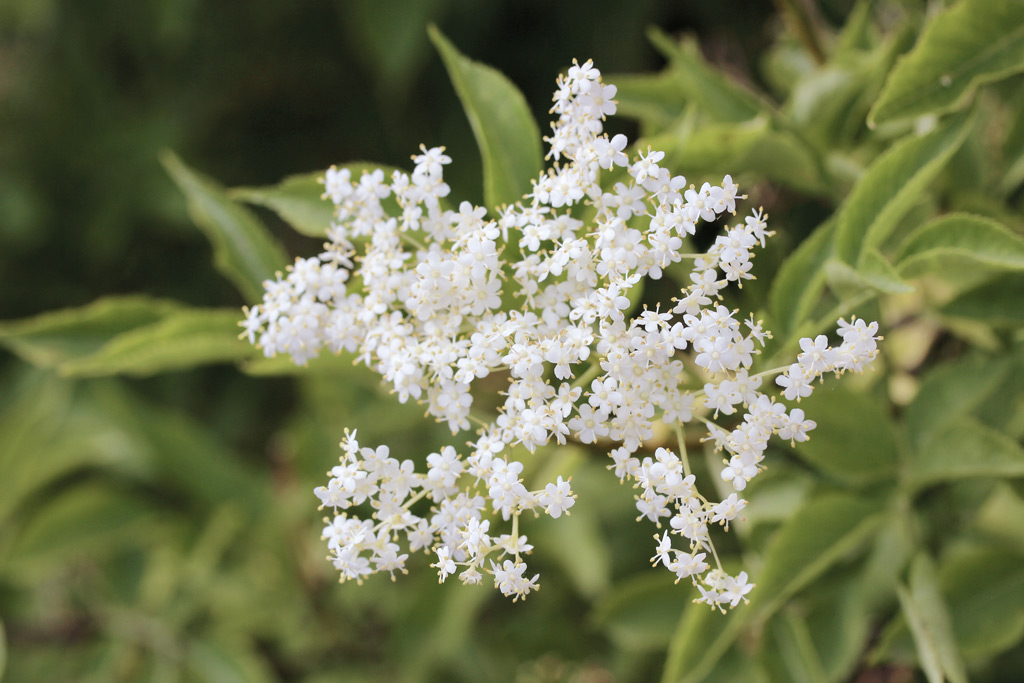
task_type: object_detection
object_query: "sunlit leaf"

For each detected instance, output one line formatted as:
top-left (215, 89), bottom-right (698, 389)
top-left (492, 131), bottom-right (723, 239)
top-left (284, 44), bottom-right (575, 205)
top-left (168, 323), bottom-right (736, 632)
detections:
top-left (869, 0), bottom-right (1024, 125)
top-left (649, 117), bottom-right (826, 195)
top-left (161, 151), bottom-right (288, 302)
top-left (834, 110), bottom-right (971, 266)
top-left (896, 213), bottom-right (1024, 277)
top-left (768, 218), bottom-right (835, 339)
top-left (427, 26), bottom-right (542, 209)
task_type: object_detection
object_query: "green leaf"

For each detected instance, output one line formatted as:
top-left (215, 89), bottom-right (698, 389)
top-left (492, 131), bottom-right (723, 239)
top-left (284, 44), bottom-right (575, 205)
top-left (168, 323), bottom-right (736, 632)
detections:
top-left (823, 250), bottom-right (913, 298)
top-left (57, 308), bottom-right (255, 378)
top-left (748, 494), bottom-right (882, 619)
top-left (896, 553), bottom-right (968, 683)
top-left (95, 385), bottom-right (267, 515)
top-left (974, 483), bottom-right (1024, 553)
top-left (231, 172), bottom-right (333, 238)
top-left (427, 25), bottom-right (542, 210)
top-left (186, 638), bottom-right (274, 683)
top-left (231, 163), bottom-right (407, 238)
top-left (648, 29), bottom-right (767, 123)
top-left (793, 386), bottom-right (900, 486)
top-left (869, 0), bottom-right (1024, 125)
top-left (605, 69), bottom-right (688, 134)
top-left (0, 619), bottom-right (6, 683)
top-left (663, 494), bottom-right (881, 682)
top-left (835, 110), bottom-right (972, 266)
top-left (896, 213), bottom-right (1024, 277)
top-left (904, 352), bottom-right (1011, 448)
top-left (663, 600), bottom-right (743, 683)
top-left (533, 499), bottom-right (610, 599)
top-left (0, 296), bottom-right (181, 368)
top-left (941, 545), bottom-right (1024, 659)
top-left (940, 273), bottom-right (1024, 326)
top-left (768, 218), bottom-right (836, 339)
top-left (909, 416), bottom-right (1024, 489)
top-left (161, 151), bottom-right (288, 302)
top-left (591, 573), bottom-right (691, 651)
top-left (649, 117), bottom-right (826, 195)
top-left (6, 483), bottom-right (162, 576)
top-left (771, 610), bottom-right (829, 683)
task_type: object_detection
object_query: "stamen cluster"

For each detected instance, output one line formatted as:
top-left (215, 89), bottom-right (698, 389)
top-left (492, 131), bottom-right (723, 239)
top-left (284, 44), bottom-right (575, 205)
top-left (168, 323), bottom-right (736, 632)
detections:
top-left (241, 60), bottom-right (880, 606)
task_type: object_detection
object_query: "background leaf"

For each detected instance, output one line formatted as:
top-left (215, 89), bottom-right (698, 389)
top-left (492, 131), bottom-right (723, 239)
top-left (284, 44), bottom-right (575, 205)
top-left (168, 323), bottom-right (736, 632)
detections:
top-left (161, 151), bottom-right (288, 303)
top-left (896, 213), bottom-right (1024, 277)
top-left (427, 25), bottom-right (542, 210)
top-left (909, 416), bottom-right (1024, 489)
top-left (57, 308), bottom-right (255, 378)
top-left (793, 385), bottom-right (900, 486)
top-left (896, 553), bottom-right (968, 683)
top-left (0, 297), bottom-right (182, 369)
top-left (869, 0), bottom-right (1024, 125)
top-left (834, 110), bottom-right (971, 266)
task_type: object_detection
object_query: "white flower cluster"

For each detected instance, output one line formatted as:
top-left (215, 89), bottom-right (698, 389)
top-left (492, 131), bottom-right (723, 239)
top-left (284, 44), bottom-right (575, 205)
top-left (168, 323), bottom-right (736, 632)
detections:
top-left (242, 60), bottom-right (880, 606)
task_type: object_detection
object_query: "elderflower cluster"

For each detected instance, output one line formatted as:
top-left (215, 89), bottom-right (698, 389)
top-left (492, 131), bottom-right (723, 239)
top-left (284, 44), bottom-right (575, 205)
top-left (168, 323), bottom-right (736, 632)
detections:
top-left (241, 60), bottom-right (880, 607)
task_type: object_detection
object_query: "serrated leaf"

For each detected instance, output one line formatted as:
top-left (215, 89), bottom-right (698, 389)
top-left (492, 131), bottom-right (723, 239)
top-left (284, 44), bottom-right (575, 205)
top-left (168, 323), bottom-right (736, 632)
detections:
top-left (904, 353), bottom-right (1010, 448)
top-left (897, 554), bottom-right (968, 683)
top-left (161, 151), bottom-right (288, 302)
top-left (896, 213), bottom-right (1024, 277)
top-left (940, 273), bottom-right (1024, 325)
top-left (835, 110), bottom-right (971, 266)
top-left (57, 308), bottom-right (256, 378)
top-left (909, 416), bottom-right (1024, 489)
top-left (0, 296), bottom-right (182, 368)
top-left (427, 26), bottom-right (542, 210)
top-left (794, 386), bottom-right (899, 486)
top-left (869, 0), bottom-right (1024, 125)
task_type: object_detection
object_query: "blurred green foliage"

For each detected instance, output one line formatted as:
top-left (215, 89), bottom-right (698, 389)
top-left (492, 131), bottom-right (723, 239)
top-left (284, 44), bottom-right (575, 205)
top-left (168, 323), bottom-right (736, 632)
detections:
top-left (2, 0), bottom-right (1024, 681)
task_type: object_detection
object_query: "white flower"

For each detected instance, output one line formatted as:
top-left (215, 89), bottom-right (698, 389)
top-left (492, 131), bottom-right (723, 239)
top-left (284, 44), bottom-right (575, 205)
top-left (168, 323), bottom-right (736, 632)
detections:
top-left (243, 59), bottom-right (881, 607)
top-left (432, 546), bottom-right (456, 582)
top-left (538, 476), bottom-right (576, 518)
